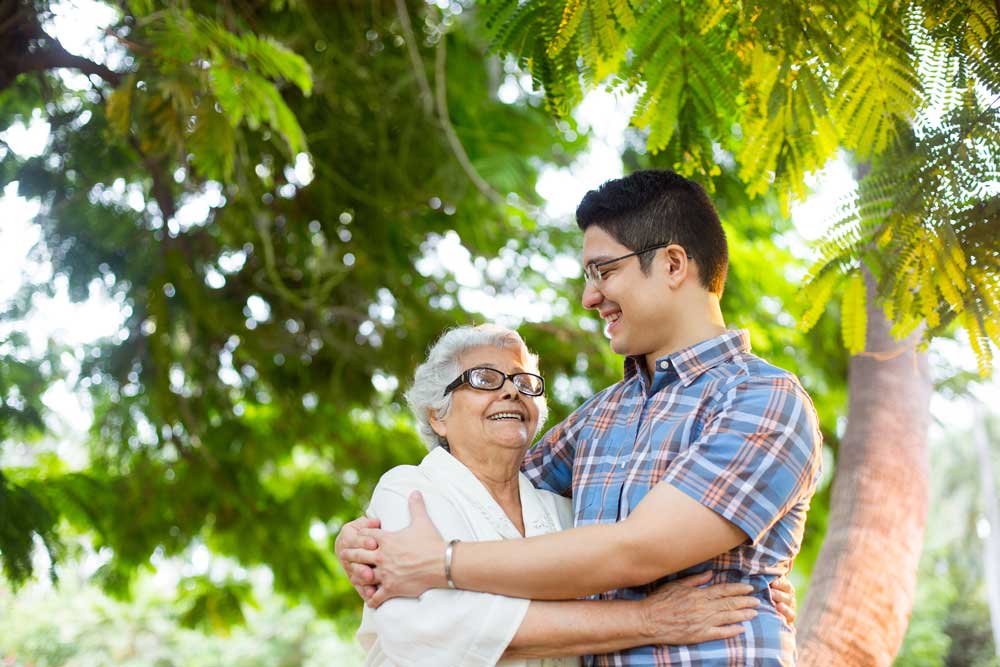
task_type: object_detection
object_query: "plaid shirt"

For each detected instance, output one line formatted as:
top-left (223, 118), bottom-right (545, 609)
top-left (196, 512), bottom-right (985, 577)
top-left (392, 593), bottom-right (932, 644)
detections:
top-left (522, 330), bottom-right (823, 666)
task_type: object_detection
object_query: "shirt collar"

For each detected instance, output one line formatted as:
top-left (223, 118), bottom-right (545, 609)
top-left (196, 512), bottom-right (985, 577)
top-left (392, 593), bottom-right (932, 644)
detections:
top-left (623, 329), bottom-right (751, 387)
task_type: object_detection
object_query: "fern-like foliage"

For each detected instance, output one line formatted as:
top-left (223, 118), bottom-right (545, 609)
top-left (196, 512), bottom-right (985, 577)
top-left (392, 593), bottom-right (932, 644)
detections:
top-left (799, 93), bottom-right (1000, 372)
top-left (486, 0), bottom-right (1000, 371)
top-left (485, 0), bottom-right (632, 116)
top-left (832, 2), bottom-right (923, 158)
top-left (104, 8), bottom-right (312, 181)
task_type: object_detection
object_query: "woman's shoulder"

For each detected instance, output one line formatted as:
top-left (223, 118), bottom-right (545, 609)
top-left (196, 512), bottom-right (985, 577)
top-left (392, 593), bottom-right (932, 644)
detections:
top-left (372, 462), bottom-right (437, 499)
top-left (368, 456), bottom-right (476, 538)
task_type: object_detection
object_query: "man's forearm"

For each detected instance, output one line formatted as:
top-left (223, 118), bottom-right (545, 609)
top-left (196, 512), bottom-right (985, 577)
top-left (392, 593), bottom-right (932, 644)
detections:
top-left (453, 521), bottom-right (660, 600)
top-left (503, 599), bottom-right (651, 659)
top-left (451, 485), bottom-right (747, 600)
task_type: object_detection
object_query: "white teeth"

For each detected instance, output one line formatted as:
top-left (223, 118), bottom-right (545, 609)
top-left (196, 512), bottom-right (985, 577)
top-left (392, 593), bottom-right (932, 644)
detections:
top-left (607, 313), bottom-right (621, 323)
top-left (488, 412), bottom-right (524, 421)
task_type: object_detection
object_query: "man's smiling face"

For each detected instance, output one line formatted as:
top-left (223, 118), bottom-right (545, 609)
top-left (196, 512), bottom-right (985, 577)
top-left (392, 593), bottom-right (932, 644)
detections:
top-left (580, 226), bottom-right (674, 359)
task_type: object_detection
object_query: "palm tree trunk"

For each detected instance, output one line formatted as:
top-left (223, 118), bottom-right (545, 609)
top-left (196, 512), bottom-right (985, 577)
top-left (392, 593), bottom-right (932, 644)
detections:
top-left (798, 270), bottom-right (932, 666)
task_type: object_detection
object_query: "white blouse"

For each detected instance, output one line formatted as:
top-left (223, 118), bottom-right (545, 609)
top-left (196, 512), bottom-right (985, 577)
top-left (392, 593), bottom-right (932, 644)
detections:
top-left (356, 446), bottom-right (579, 667)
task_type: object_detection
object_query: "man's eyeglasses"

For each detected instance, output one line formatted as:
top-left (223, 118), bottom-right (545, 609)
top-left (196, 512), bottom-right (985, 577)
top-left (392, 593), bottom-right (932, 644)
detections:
top-left (583, 243), bottom-right (688, 289)
top-left (444, 367), bottom-right (545, 397)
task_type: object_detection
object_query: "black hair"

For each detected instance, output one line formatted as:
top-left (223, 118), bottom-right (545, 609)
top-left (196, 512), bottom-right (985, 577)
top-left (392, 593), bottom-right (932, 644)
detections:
top-left (575, 169), bottom-right (729, 295)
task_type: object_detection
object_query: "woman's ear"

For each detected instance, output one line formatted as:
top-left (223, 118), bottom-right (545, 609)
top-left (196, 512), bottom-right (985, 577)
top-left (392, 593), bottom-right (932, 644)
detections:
top-left (428, 409), bottom-right (447, 439)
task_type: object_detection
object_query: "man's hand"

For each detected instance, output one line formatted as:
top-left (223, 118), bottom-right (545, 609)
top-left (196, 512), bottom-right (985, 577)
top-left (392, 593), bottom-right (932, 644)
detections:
top-left (768, 576), bottom-right (797, 624)
top-left (335, 516), bottom-right (381, 600)
top-left (639, 571), bottom-right (759, 644)
top-left (347, 491), bottom-right (448, 608)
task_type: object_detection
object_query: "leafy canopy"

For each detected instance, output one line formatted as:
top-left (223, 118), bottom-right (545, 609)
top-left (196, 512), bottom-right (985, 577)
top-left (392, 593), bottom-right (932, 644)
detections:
top-left (485, 0), bottom-right (1000, 369)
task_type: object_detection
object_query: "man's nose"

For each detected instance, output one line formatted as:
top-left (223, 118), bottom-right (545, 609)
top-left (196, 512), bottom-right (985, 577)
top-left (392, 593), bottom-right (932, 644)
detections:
top-left (581, 281), bottom-right (603, 310)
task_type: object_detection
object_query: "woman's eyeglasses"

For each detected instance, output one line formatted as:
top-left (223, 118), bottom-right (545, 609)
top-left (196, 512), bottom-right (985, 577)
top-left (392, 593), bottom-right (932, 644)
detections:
top-left (444, 367), bottom-right (545, 397)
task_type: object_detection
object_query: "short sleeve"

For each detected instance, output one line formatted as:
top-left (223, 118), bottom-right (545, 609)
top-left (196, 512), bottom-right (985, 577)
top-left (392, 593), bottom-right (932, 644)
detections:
top-left (356, 474), bottom-right (530, 667)
top-left (660, 377), bottom-right (823, 544)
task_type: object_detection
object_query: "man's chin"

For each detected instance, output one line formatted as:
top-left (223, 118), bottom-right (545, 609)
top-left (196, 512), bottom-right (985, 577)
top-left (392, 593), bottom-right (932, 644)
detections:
top-left (608, 335), bottom-right (630, 356)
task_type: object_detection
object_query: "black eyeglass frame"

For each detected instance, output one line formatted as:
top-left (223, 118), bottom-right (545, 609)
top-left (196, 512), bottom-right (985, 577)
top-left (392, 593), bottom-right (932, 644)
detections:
top-left (443, 367), bottom-right (546, 397)
top-left (583, 243), bottom-right (690, 288)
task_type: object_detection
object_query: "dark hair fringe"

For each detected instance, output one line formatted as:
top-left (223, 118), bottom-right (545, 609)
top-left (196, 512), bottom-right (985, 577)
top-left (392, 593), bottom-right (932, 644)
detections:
top-left (576, 170), bottom-right (729, 295)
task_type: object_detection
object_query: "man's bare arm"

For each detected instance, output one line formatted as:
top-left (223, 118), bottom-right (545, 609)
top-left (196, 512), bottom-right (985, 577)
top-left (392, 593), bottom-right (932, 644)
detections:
top-left (349, 484), bottom-right (746, 605)
top-left (453, 483), bottom-right (746, 599)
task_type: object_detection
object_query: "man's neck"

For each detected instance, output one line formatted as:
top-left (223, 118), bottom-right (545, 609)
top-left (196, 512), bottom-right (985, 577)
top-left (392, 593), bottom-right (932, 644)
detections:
top-left (642, 297), bottom-right (727, 377)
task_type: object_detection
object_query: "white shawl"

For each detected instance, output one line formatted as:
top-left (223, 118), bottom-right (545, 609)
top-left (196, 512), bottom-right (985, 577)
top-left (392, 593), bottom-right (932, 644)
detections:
top-left (356, 447), bottom-right (577, 667)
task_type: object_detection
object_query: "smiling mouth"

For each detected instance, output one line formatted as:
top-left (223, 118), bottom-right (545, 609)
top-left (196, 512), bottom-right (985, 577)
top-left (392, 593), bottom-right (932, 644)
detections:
top-left (488, 412), bottom-right (525, 421)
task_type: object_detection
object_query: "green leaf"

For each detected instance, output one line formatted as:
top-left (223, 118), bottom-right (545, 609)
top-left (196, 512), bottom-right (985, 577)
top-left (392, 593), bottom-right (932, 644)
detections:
top-left (840, 271), bottom-right (868, 355)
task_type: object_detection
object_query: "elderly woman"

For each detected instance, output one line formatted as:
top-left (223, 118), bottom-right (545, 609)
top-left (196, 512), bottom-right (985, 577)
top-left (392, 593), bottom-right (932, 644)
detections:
top-left (355, 325), bottom-right (769, 666)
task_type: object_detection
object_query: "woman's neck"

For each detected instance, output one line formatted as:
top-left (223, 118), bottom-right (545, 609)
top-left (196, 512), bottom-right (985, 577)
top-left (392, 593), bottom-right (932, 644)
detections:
top-left (448, 444), bottom-right (526, 536)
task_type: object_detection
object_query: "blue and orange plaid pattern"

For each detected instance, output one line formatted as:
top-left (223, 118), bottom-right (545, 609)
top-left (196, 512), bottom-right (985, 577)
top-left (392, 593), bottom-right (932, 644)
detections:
top-left (522, 330), bottom-right (823, 666)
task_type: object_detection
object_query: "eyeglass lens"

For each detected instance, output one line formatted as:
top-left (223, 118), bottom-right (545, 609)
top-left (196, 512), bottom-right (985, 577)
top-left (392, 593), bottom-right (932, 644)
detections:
top-left (469, 368), bottom-right (543, 395)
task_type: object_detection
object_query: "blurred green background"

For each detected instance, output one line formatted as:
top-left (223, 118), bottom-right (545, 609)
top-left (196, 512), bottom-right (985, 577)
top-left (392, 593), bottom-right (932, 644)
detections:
top-left (1, 0), bottom-right (997, 664)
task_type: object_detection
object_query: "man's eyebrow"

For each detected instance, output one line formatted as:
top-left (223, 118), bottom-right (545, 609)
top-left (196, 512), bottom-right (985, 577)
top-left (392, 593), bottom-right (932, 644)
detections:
top-left (583, 254), bottom-right (617, 265)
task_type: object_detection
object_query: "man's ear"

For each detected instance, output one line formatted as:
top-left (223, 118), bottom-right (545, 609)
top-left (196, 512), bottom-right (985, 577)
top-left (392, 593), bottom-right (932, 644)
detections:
top-left (663, 245), bottom-right (690, 287)
top-left (428, 409), bottom-right (447, 439)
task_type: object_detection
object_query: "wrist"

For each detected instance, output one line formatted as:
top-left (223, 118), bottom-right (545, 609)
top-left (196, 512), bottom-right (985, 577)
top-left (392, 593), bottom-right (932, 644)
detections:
top-left (631, 599), bottom-right (657, 640)
top-left (426, 536), bottom-right (448, 589)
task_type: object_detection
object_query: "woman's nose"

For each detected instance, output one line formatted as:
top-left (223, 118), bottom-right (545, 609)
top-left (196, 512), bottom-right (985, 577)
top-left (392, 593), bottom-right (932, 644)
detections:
top-left (499, 378), bottom-right (518, 399)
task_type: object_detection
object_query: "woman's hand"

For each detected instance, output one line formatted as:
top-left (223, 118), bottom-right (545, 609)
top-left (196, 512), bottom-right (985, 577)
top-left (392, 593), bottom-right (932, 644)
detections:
top-left (768, 575), bottom-right (797, 624)
top-left (346, 491), bottom-right (448, 608)
top-left (638, 571), bottom-right (759, 645)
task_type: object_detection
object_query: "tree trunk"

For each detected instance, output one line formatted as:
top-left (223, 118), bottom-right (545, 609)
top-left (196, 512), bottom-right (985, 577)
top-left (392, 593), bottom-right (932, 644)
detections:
top-left (798, 270), bottom-right (932, 666)
top-left (972, 402), bottom-right (1000, 660)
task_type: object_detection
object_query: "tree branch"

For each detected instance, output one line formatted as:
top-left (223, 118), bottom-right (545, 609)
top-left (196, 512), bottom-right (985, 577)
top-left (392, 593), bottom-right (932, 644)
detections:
top-left (434, 37), bottom-right (509, 209)
top-left (22, 38), bottom-right (122, 87)
top-left (0, 9), bottom-right (122, 91)
top-left (393, 0), bottom-right (433, 115)
top-left (128, 135), bottom-right (177, 221)
top-left (392, 0), bottom-right (517, 211)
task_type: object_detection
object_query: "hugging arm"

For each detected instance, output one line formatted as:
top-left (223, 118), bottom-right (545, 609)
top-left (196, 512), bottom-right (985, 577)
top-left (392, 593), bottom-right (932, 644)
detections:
top-left (503, 571), bottom-right (759, 659)
top-left (349, 379), bottom-right (820, 604)
top-left (359, 488), bottom-right (759, 663)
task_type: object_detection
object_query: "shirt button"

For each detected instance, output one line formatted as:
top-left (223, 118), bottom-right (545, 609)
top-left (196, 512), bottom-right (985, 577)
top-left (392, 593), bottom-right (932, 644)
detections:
top-left (659, 360), bottom-right (669, 370)
top-left (620, 461), bottom-right (626, 468)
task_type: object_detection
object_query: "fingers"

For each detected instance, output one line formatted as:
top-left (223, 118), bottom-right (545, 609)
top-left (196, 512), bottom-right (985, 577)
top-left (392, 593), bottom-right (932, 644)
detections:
top-left (335, 521), bottom-right (380, 554)
top-left (717, 595), bottom-right (760, 611)
top-left (777, 601), bottom-right (797, 624)
top-left (705, 624), bottom-right (748, 641)
top-left (695, 609), bottom-right (757, 643)
top-left (357, 528), bottom-right (386, 544)
top-left (708, 583), bottom-right (755, 598)
top-left (713, 608), bottom-right (758, 626)
top-left (674, 570), bottom-right (714, 588)
top-left (770, 576), bottom-right (794, 594)
top-left (366, 586), bottom-right (391, 609)
top-left (770, 587), bottom-right (793, 607)
top-left (349, 562), bottom-right (376, 585)
top-left (342, 546), bottom-right (380, 566)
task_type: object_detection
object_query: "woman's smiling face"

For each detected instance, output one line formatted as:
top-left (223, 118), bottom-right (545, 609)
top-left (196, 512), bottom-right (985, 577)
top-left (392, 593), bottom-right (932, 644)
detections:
top-left (429, 344), bottom-right (541, 455)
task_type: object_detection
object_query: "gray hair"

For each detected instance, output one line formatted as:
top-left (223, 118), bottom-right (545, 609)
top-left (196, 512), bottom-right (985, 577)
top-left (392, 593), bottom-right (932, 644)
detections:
top-left (404, 324), bottom-right (549, 450)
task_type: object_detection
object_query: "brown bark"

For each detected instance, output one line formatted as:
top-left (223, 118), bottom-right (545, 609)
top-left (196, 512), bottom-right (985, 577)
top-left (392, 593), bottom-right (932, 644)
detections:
top-left (798, 270), bottom-right (932, 666)
top-left (0, 2), bottom-right (122, 91)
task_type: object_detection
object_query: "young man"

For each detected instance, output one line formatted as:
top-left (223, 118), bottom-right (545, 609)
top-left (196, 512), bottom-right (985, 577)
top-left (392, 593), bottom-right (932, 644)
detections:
top-left (338, 170), bottom-right (823, 665)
